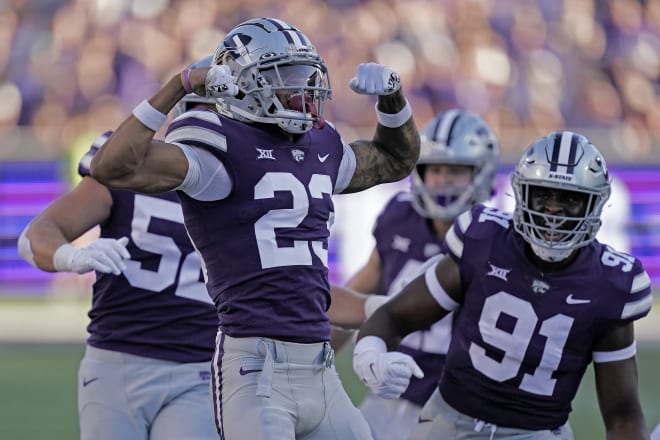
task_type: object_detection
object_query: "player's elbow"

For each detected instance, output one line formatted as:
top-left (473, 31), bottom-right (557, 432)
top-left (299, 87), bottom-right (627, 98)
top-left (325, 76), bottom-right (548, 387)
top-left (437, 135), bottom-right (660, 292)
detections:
top-left (90, 154), bottom-right (133, 188)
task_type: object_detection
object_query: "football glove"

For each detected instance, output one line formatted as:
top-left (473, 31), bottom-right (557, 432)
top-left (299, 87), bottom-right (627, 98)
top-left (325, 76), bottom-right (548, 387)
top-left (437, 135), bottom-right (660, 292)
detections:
top-left (205, 65), bottom-right (239, 98)
top-left (53, 237), bottom-right (130, 275)
top-left (353, 336), bottom-right (424, 399)
top-left (349, 63), bottom-right (401, 96)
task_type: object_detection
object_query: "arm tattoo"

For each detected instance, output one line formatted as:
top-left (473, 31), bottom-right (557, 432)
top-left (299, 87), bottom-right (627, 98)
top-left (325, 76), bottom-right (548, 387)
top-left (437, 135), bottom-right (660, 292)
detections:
top-left (343, 91), bottom-right (420, 193)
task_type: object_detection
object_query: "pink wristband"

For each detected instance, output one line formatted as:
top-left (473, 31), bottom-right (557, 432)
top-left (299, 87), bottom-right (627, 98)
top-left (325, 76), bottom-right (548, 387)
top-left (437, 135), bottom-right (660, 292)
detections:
top-left (181, 68), bottom-right (193, 94)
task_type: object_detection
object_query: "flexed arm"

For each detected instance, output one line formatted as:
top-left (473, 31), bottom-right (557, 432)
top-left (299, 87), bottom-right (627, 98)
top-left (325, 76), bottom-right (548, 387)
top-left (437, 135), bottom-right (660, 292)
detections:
top-left (342, 63), bottom-right (420, 193)
top-left (90, 65), bottom-right (237, 193)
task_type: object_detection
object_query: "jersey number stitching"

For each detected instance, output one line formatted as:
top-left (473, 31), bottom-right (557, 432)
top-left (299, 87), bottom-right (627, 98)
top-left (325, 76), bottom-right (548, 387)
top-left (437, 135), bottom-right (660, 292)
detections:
top-left (469, 291), bottom-right (574, 396)
top-left (254, 172), bottom-right (333, 269)
top-left (123, 195), bottom-right (211, 304)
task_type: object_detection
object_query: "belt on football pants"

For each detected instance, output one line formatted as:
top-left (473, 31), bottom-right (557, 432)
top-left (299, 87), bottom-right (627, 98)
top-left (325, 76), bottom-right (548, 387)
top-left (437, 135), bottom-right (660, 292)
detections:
top-left (254, 339), bottom-right (334, 398)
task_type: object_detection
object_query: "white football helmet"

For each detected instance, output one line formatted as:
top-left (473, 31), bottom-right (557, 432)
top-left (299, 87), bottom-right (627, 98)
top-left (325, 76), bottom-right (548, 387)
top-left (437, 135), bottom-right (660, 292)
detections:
top-left (172, 56), bottom-right (217, 120)
top-left (212, 17), bottom-right (331, 134)
top-left (511, 131), bottom-right (612, 262)
top-left (411, 110), bottom-right (500, 221)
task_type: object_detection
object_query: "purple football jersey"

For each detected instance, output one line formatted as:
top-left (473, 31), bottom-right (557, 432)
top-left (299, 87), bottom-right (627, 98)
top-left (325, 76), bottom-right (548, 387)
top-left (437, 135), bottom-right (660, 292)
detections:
top-left (438, 204), bottom-right (652, 429)
top-left (165, 111), bottom-right (348, 343)
top-left (373, 192), bottom-right (449, 405)
top-left (79, 132), bottom-right (217, 363)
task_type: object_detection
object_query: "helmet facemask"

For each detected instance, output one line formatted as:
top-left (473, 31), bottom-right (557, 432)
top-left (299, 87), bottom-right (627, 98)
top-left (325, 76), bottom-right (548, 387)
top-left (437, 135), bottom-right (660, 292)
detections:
top-left (412, 164), bottom-right (490, 222)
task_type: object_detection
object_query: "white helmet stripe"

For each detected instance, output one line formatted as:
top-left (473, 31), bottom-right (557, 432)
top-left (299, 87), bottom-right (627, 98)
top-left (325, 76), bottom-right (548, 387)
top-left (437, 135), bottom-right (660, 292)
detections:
top-left (432, 109), bottom-right (460, 146)
top-left (231, 34), bottom-right (252, 63)
top-left (556, 131), bottom-right (575, 172)
top-left (268, 17), bottom-right (291, 28)
top-left (284, 30), bottom-right (307, 49)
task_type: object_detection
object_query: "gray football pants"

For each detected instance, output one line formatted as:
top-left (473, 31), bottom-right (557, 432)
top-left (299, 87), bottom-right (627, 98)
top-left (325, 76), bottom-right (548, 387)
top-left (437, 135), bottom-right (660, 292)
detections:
top-left (78, 345), bottom-right (217, 440)
top-left (408, 389), bottom-right (574, 440)
top-left (212, 334), bottom-right (373, 440)
top-left (360, 393), bottom-right (423, 440)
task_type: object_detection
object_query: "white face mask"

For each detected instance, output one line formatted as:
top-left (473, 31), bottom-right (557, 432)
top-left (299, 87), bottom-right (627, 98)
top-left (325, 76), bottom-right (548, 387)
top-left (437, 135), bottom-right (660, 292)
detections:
top-left (530, 242), bottom-right (573, 262)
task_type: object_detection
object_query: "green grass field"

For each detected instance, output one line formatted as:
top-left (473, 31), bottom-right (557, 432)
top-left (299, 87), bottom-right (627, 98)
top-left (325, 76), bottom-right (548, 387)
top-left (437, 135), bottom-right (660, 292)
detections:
top-left (0, 342), bottom-right (659, 439)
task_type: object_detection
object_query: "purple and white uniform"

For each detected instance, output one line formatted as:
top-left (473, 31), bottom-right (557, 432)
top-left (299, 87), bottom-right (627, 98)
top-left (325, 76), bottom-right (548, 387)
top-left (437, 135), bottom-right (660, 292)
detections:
top-left (79, 132), bottom-right (217, 361)
top-left (165, 110), bottom-right (371, 439)
top-left (359, 193), bottom-right (452, 440)
top-left (371, 192), bottom-right (451, 406)
top-left (436, 204), bottom-right (652, 430)
top-left (77, 132), bottom-right (218, 440)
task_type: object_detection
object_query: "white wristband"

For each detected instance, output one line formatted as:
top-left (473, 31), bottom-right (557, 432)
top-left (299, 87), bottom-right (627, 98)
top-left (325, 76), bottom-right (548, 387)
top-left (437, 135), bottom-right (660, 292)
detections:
top-left (132, 100), bottom-right (167, 132)
top-left (375, 98), bottom-right (412, 128)
top-left (53, 243), bottom-right (77, 272)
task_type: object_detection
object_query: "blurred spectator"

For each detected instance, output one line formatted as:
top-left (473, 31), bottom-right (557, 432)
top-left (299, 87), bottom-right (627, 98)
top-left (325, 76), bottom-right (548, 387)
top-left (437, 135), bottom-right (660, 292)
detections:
top-left (0, 0), bottom-right (658, 162)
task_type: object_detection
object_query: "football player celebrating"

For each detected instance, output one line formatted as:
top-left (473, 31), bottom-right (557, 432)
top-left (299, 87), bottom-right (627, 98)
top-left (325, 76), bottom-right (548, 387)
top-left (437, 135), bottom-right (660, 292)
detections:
top-left (17, 61), bottom-right (220, 440)
top-left (343, 110), bottom-right (500, 439)
top-left (354, 131), bottom-right (651, 439)
top-left (90, 17), bottom-right (419, 440)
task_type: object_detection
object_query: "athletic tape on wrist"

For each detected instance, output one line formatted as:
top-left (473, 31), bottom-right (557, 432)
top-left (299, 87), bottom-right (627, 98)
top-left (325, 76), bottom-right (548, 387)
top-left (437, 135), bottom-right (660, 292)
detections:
top-left (53, 243), bottom-right (77, 272)
top-left (375, 98), bottom-right (412, 128)
top-left (132, 100), bottom-right (167, 132)
top-left (181, 68), bottom-right (193, 94)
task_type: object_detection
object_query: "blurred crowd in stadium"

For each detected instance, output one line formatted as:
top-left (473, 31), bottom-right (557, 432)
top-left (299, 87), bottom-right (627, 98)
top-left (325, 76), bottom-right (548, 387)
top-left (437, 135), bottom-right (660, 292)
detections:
top-left (0, 0), bottom-right (658, 161)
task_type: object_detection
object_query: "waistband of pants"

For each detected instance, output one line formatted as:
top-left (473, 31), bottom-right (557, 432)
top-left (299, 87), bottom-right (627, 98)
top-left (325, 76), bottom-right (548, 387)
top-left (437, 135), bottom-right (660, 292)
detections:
top-left (221, 334), bottom-right (333, 366)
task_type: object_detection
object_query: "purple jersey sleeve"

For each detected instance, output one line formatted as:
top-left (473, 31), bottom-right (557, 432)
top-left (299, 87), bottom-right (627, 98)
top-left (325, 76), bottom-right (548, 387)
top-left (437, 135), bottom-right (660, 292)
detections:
top-left (438, 204), bottom-right (652, 430)
top-left (165, 112), bottom-right (346, 343)
top-left (78, 131), bottom-right (113, 177)
top-left (77, 137), bottom-right (218, 363)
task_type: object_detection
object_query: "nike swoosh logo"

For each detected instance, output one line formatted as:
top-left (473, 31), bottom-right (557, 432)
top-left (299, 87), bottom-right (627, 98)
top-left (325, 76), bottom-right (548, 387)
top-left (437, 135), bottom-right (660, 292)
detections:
top-left (566, 294), bottom-right (591, 305)
top-left (83, 377), bottom-right (99, 387)
top-left (318, 153), bottom-right (329, 163)
top-left (239, 367), bottom-right (262, 376)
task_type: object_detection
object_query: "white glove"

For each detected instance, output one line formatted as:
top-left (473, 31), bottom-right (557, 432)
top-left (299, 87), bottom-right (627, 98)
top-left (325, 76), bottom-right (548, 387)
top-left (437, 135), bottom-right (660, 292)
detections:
top-left (205, 65), bottom-right (239, 98)
top-left (349, 63), bottom-right (401, 95)
top-left (353, 336), bottom-right (424, 399)
top-left (53, 237), bottom-right (130, 275)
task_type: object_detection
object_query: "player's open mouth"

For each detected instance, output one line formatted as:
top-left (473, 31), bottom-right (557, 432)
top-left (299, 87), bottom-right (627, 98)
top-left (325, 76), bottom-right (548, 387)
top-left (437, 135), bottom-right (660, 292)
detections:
top-left (542, 231), bottom-right (565, 241)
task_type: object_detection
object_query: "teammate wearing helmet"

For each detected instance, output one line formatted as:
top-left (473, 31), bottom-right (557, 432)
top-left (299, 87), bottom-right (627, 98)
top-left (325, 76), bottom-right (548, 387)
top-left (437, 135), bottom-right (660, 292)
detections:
top-left (17, 58), bottom-right (220, 440)
top-left (90, 17), bottom-right (419, 440)
top-left (353, 131), bottom-right (651, 439)
top-left (338, 109), bottom-right (499, 440)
